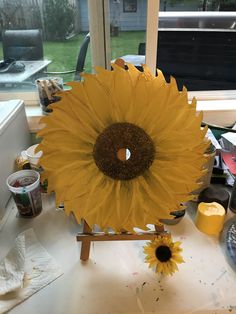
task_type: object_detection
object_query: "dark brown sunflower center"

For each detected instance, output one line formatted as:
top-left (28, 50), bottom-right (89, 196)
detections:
top-left (155, 245), bottom-right (172, 262)
top-left (93, 122), bottom-right (155, 180)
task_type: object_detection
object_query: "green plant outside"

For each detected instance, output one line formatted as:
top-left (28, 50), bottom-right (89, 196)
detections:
top-left (43, 0), bottom-right (75, 40)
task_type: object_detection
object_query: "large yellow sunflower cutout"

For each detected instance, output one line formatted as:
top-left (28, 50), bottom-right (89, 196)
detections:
top-left (144, 235), bottom-right (184, 276)
top-left (37, 62), bottom-right (209, 232)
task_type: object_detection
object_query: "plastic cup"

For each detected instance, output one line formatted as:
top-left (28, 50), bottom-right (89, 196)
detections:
top-left (26, 144), bottom-right (42, 170)
top-left (25, 144), bottom-right (48, 193)
top-left (35, 77), bottom-right (63, 114)
top-left (6, 170), bottom-right (42, 218)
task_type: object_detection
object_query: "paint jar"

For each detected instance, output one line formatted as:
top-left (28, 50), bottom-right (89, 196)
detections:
top-left (36, 77), bottom-right (63, 114)
top-left (6, 170), bottom-right (42, 218)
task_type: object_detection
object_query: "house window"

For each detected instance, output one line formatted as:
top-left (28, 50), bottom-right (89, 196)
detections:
top-left (0, 0), bottom-right (91, 93)
top-left (0, 0), bottom-right (236, 130)
top-left (123, 0), bottom-right (137, 13)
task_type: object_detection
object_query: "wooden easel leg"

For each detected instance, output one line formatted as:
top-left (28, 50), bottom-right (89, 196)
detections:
top-left (155, 224), bottom-right (165, 233)
top-left (80, 220), bottom-right (92, 261)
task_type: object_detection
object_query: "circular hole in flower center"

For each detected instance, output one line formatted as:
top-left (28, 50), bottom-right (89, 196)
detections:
top-left (117, 148), bottom-right (131, 161)
top-left (155, 245), bottom-right (172, 262)
top-left (93, 122), bottom-right (155, 180)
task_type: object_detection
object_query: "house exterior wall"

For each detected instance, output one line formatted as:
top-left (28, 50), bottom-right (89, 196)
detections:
top-left (79, 0), bottom-right (147, 32)
top-left (110, 0), bottom-right (147, 31)
top-left (78, 0), bottom-right (200, 33)
top-left (78, 0), bottom-right (90, 32)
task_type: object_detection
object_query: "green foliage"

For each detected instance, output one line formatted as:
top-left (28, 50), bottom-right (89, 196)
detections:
top-left (43, 0), bottom-right (75, 41)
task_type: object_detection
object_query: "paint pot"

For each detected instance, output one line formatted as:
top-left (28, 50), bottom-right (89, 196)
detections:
top-left (198, 186), bottom-right (229, 213)
top-left (6, 170), bottom-right (42, 218)
top-left (36, 77), bottom-right (63, 114)
top-left (195, 202), bottom-right (225, 235)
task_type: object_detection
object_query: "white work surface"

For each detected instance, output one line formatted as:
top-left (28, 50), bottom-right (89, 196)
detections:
top-left (0, 60), bottom-right (51, 84)
top-left (1, 194), bottom-right (236, 314)
top-left (114, 55), bottom-right (145, 67)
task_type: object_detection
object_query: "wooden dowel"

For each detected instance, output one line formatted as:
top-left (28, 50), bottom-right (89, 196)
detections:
top-left (49, 79), bottom-right (62, 91)
top-left (115, 58), bottom-right (125, 69)
top-left (155, 224), bottom-right (165, 233)
top-left (42, 80), bottom-right (52, 100)
top-left (80, 240), bottom-right (91, 261)
top-left (77, 231), bottom-right (164, 242)
top-left (80, 220), bottom-right (92, 261)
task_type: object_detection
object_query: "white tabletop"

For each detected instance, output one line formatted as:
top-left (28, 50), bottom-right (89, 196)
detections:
top-left (0, 60), bottom-right (51, 84)
top-left (1, 194), bottom-right (236, 314)
top-left (114, 55), bottom-right (145, 67)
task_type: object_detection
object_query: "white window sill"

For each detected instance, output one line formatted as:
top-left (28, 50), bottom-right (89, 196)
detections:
top-left (1, 90), bottom-right (236, 132)
top-left (25, 100), bottom-right (236, 134)
top-left (25, 105), bottom-right (44, 133)
top-left (196, 99), bottom-right (236, 126)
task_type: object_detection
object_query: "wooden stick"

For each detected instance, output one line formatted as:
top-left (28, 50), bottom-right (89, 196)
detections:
top-left (155, 224), bottom-right (165, 233)
top-left (80, 220), bottom-right (92, 261)
top-left (77, 229), bottom-right (165, 242)
top-left (36, 80), bottom-right (43, 93)
top-left (115, 58), bottom-right (125, 69)
top-left (42, 80), bottom-right (52, 100)
top-left (49, 79), bottom-right (63, 91)
top-left (77, 234), bottom-right (162, 242)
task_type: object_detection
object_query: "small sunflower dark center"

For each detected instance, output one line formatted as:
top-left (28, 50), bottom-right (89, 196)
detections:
top-left (93, 122), bottom-right (155, 180)
top-left (155, 245), bottom-right (172, 262)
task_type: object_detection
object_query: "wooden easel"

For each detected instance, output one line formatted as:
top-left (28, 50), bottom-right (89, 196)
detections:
top-left (77, 221), bottom-right (165, 261)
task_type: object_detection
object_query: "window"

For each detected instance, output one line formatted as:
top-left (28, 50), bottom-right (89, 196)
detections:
top-left (156, 1), bottom-right (236, 92)
top-left (110, 0), bottom-right (146, 65)
top-left (0, 0), bottom-right (236, 130)
top-left (0, 0), bottom-right (91, 92)
top-left (123, 0), bottom-right (137, 13)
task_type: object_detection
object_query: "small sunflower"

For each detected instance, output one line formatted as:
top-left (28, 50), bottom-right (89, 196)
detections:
top-left (37, 62), bottom-right (209, 232)
top-left (143, 235), bottom-right (184, 275)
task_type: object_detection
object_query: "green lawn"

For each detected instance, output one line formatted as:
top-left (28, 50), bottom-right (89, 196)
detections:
top-left (0, 31), bottom-right (145, 83)
top-left (110, 30), bottom-right (145, 60)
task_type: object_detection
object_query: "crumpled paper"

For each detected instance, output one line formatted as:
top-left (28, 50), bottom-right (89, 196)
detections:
top-left (0, 233), bottom-right (25, 295)
top-left (0, 229), bottom-right (63, 314)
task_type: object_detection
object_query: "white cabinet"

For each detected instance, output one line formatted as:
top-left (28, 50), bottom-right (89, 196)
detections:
top-left (0, 100), bottom-right (31, 220)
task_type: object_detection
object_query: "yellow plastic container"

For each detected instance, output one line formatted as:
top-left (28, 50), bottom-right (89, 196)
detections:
top-left (195, 202), bottom-right (225, 235)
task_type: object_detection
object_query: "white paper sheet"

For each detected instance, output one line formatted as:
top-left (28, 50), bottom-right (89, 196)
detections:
top-left (0, 229), bottom-right (63, 314)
